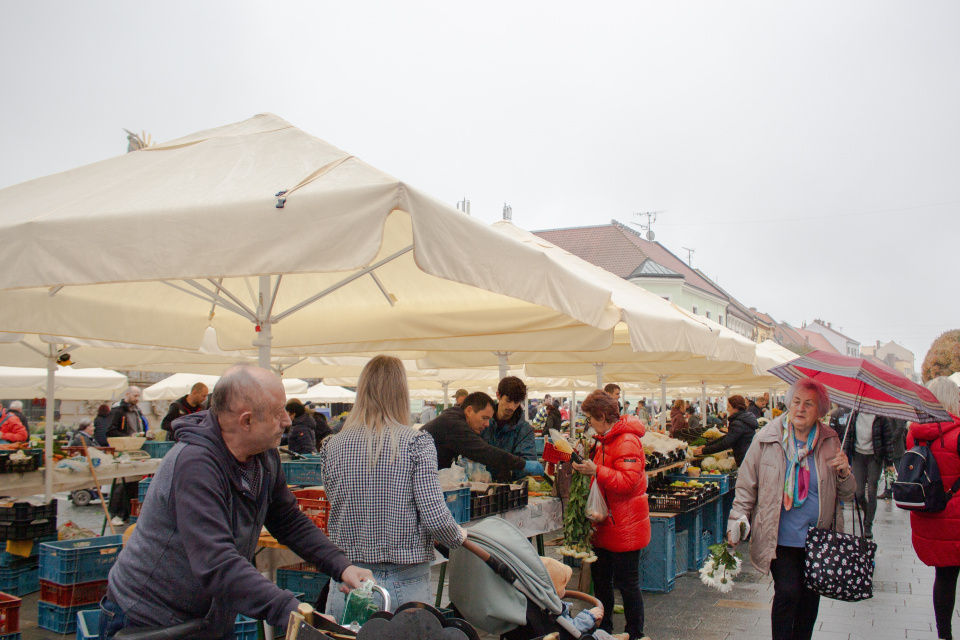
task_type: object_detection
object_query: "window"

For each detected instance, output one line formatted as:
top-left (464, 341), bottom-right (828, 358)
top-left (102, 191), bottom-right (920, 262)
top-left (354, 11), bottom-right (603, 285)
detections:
top-left (692, 306), bottom-right (698, 314)
top-left (719, 315), bottom-right (723, 325)
top-left (705, 311), bottom-right (711, 319)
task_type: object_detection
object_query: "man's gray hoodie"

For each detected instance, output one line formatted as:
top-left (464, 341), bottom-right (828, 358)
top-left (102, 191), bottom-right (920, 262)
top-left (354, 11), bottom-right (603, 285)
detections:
top-left (106, 410), bottom-right (351, 639)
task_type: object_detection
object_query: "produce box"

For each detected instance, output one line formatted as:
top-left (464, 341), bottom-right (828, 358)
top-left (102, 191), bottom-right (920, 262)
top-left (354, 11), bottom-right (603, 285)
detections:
top-left (291, 489), bottom-right (329, 533)
top-left (40, 579), bottom-right (107, 607)
top-left (0, 451), bottom-right (42, 475)
top-left (674, 530), bottom-right (689, 577)
top-left (534, 437), bottom-right (545, 457)
top-left (0, 592), bottom-right (20, 634)
top-left (443, 487), bottom-right (470, 524)
top-left (667, 473), bottom-right (730, 495)
top-left (501, 483), bottom-right (528, 512)
top-left (276, 563), bottom-right (330, 603)
top-left (282, 461), bottom-right (323, 486)
top-left (141, 441), bottom-right (175, 459)
top-left (0, 500), bottom-right (56, 525)
top-left (138, 477), bottom-right (152, 503)
top-left (640, 516), bottom-right (676, 593)
top-left (0, 565), bottom-right (38, 597)
top-left (75, 611), bottom-right (255, 640)
top-left (37, 602), bottom-right (98, 634)
top-left (40, 536), bottom-right (123, 585)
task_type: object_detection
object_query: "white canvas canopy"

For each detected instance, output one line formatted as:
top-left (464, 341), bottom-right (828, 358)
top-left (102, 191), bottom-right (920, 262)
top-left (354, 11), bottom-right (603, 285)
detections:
top-left (0, 366), bottom-right (127, 400)
top-left (286, 381), bottom-right (356, 403)
top-left (141, 373), bottom-right (308, 402)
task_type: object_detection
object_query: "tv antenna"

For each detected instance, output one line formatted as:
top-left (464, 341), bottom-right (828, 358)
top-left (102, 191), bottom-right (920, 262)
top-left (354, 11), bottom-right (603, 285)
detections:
top-left (630, 211), bottom-right (663, 241)
top-left (681, 247), bottom-right (695, 266)
top-left (456, 197), bottom-right (471, 216)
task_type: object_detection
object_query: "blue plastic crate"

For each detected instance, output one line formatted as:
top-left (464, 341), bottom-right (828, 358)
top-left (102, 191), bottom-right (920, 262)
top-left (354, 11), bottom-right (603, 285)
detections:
top-left (675, 509), bottom-right (703, 573)
top-left (141, 441), bottom-right (174, 459)
top-left (281, 461), bottom-right (323, 486)
top-left (38, 602), bottom-right (98, 634)
top-left (700, 498), bottom-right (721, 546)
top-left (138, 477), bottom-right (152, 503)
top-left (0, 564), bottom-right (38, 596)
top-left (0, 535), bottom-right (56, 567)
top-left (0, 633), bottom-right (21, 640)
top-left (721, 490), bottom-right (735, 524)
top-left (535, 437), bottom-right (545, 456)
top-left (666, 473), bottom-right (730, 495)
top-left (234, 614), bottom-right (257, 640)
top-left (674, 529), bottom-right (689, 577)
top-left (76, 609), bottom-right (98, 640)
top-left (443, 487), bottom-right (471, 524)
top-left (640, 515), bottom-right (676, 593)
top-left (276, 564), bottom-right (330, 603)
top-left (40, 535), bottom-right (123, 585)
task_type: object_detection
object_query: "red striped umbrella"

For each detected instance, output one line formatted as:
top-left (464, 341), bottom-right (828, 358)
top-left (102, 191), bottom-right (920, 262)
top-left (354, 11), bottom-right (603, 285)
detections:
top-left (770, 350), bottom-right (951, 424)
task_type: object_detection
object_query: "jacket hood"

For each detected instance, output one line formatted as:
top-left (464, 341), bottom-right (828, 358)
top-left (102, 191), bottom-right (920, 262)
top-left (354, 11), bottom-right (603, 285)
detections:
top-left (909, 416), bottom-right (960, 442)
top-left (595, 415), bottom-right (646, 443)
top-left (729, 410), bottom-right (759, 430)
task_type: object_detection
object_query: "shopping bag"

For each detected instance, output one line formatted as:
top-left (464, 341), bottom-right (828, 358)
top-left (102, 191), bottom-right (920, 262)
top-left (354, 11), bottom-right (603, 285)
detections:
top-left (803, 503), bottom-right (876, 601)
top-left (585, 480), bottom-right (609, 522)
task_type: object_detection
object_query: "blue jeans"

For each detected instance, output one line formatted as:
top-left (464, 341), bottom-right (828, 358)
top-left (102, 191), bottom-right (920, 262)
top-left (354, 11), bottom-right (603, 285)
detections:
top-left (325, 561), bottom-right (431, 622)
top-left (98, 597), bottom-right (127, 640)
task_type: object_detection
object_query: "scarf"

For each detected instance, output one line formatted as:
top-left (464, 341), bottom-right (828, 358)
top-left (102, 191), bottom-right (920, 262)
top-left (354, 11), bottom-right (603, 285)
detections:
top-left (782, 418), bottom-right (818, 510)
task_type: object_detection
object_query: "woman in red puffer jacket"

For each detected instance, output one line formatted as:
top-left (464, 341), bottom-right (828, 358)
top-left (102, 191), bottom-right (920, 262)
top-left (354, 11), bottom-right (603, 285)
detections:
top-left (572, 390), bottom-right (650, 640)
top-left (906, 376), bottom-right (960, 640)
top-left (0, 409), bottom-right (28, 443)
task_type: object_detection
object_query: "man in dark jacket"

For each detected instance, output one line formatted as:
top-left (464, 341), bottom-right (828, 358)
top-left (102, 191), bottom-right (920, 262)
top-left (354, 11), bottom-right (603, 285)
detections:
top-left (102, 365), bottom-right (371, 640)
top-left (160, 382), bottom-right (208, 440)
top-left (423, 392), bottom-right (541, 481)
top-left (481, 377), bottom-right (543, 482)
top-left (833, 408), bottom-right (896, 538)
top-left (105, 386), bottom-right (147, 525)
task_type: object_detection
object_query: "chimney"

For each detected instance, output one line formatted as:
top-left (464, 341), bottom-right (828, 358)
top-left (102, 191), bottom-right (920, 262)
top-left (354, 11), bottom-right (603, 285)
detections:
top-left (827, 322), bottom-right (832, 329)
top-left (502, 203), bottom-right (512, 222)
top-left (876, 340), bottom-right (880, 348)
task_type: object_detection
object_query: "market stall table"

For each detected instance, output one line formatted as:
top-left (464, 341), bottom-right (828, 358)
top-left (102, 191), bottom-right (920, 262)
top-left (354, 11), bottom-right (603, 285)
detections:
top-left (0, 456), bottom-right (162, 498)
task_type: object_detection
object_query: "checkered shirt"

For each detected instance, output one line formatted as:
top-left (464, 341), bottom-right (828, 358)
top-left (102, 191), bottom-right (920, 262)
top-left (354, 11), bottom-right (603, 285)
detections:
top-left (320, 425), bottom-right (463, 565)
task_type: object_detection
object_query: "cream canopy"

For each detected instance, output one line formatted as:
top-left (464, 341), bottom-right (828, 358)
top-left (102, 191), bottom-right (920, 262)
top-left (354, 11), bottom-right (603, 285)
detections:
top-left (141, 373), bottom-right (308, 402)
top-left (286, 381), bottom-right (356, 403)
top-left (0, 366), bottom-right (127, 401)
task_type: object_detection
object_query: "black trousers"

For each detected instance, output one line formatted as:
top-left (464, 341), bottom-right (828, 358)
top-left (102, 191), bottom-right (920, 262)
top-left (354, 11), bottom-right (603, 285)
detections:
top-left (770, 545), bottom-right (820, 640)
top-left (108, 479), bottom-right (139, 520)
top-left (593, 547), bottom-right (644, 639)
top-left (934, 566), bottom-right (960, 640)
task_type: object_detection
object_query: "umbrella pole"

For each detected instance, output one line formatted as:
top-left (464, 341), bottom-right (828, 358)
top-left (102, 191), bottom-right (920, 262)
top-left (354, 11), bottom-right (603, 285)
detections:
top-left (659, 376), bottom-right (668, 430)
top-left (44, 354), bottom-right (56, 502)
top-left (594, 363), bottom-right (603, 390)
top-left (701, 381), bottom-right (707, 420)
top-left (496, 352), bottom-right (510, 379)
top-left (442, 382), bottom-right (449, 409)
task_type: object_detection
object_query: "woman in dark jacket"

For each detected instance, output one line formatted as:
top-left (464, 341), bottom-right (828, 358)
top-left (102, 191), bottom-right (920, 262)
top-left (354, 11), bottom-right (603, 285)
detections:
top-left (285, 401), bottom-right (317, 455)
top-left (93, 404), bottom-right (111, 446)
top-left (544, 403), bottom-right (562, 433)
top-left (906, 377), bottom-right (960, 640)
top-left (693, 395), bottom-right (758, 466)
top-left (311, 408), bottom-right (332, 446)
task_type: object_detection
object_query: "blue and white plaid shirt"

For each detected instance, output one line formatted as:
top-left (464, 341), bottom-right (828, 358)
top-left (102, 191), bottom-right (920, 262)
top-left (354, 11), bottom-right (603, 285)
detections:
top-left (320, 425), bottom-right (463, 565)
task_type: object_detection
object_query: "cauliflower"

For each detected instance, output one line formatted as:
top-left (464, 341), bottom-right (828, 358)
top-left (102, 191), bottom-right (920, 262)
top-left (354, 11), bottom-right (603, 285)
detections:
top-left (701, 456), bottom-right (718, 471)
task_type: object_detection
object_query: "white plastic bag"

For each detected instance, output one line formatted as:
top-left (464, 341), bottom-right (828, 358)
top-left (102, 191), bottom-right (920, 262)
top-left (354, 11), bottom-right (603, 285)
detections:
top-left (585, 481), bottom-right (609, 522)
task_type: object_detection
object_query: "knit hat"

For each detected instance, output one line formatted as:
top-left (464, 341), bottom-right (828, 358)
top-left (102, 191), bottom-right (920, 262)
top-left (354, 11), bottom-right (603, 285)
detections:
top-left (540, 556), bottom-right (572, 598)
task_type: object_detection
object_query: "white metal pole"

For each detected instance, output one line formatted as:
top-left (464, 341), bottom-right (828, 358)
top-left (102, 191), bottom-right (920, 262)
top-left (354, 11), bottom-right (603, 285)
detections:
top-left (44, 353), bottom-right (56, 502)
top-left (257, 275), bottom-right (273, 369)
top-left (659, 376), bottom-right (668, 430)
top-left (495, 352), bottom-right (510, 380)
top-left (701, 381), bottom-right (707, 420)
top-left (442, 382), bottom-right (450, 408)
top-left (594, 363), bottom-right (604, 390)
top-left (723, 386), bottom-right (731, 412)
top-left (570, 388), bottom-right (577, 437)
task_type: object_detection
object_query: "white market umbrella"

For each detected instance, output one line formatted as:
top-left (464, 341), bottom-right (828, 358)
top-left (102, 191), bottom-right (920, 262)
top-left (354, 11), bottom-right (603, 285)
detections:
top-left (948, 372), bottom-right (960, 388)
top-left (286, 381), bottom-right (356, 403)
top-left (0, 366), bottom-right (127, 401)
top-left (142, 373), bottom-right (308, 402)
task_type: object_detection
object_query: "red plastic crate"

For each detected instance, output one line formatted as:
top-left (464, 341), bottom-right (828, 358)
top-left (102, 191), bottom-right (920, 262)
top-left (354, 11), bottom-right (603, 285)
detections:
top-left (542, 441), bottom-right (571, 464)
top-left (0, 591), bottom-right (21, 633)
top-left (292, 489), bottom-right (329, 533)
top-left (40, 579), bottom-right (107, 607)
top-left (130, 499), bottom-right (141, 518)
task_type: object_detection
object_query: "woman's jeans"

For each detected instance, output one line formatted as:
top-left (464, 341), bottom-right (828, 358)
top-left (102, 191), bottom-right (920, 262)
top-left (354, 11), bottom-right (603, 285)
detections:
top-left (325, 561), bottom-right (431, 622)
top-left (592, 547), bottom-right (644, 639)
top-left (851, 452), bottom-right (882, 533)
top-left (770, 546), bottom-right (820, 640)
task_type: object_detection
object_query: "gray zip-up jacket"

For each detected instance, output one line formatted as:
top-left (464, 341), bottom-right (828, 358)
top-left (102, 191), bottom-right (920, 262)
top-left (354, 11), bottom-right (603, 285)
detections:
top-left (731, 416), bottom-right (856, 574)
top-left (106, 411), bottom-right (352, 639)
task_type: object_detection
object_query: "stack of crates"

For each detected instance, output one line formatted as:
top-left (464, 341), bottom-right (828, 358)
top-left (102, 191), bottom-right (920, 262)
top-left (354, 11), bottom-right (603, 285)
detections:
top-left (0, 592), bottom-right (21, 640)
top-left (38, 536), bottom-right (123, 634)
top-left (276, 563), bottom-right (330, 606)
top-left (0, 499), bottom-right (57, 597)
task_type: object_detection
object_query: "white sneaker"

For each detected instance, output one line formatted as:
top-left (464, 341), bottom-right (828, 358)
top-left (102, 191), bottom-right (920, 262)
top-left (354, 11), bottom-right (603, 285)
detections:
top-left (111, 516), bottom-right (125, 526)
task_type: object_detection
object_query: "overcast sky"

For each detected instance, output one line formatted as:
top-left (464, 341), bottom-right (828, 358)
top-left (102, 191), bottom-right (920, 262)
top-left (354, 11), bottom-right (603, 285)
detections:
top-left (2, 2), bottom-right (957, 367)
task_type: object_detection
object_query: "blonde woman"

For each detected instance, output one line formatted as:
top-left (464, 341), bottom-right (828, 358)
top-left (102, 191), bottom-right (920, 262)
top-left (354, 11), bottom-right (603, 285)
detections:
top-left (321, 355), bottom-right (467, 619)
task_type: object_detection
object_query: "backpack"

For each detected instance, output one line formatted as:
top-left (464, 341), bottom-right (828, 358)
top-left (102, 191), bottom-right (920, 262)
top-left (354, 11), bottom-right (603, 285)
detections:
top-left (893, 436), bottom-right (960, 512)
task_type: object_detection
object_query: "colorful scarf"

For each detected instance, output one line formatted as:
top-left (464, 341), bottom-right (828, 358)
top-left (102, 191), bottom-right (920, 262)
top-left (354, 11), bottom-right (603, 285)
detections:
top-left (782, 418), bottom-right (818, 510)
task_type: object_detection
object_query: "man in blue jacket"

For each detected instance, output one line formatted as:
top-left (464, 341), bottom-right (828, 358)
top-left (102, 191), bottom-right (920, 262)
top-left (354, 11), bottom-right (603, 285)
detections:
top-left (103, 364), bottom-right (372, 640)
top-left (482, 376), bottom-right (542, 482)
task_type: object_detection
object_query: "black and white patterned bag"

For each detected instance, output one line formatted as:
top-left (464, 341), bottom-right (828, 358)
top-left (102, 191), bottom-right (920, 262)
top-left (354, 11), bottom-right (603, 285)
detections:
top-left (803, 503), bottom-right (877, 602)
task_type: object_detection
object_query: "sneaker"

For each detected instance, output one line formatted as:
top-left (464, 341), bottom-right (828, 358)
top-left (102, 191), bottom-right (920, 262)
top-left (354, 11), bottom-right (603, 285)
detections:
top-left (877, 492), bottom-right (891, 500)
top-left (111, 516), bottom-right (125, 526)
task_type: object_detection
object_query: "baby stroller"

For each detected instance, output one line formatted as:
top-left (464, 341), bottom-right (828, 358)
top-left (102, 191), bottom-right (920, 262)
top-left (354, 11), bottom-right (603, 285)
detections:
top-left (446, 517), bottom-right (604, 640)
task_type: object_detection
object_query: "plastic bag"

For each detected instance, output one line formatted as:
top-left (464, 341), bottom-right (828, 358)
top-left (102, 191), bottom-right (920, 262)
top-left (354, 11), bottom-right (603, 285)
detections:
top-left (340, 579), bottom-right (379, 628)
top-left (438, 463), bottom-right (467, 489)
top-left (585, 481), bottom-right (609, 522)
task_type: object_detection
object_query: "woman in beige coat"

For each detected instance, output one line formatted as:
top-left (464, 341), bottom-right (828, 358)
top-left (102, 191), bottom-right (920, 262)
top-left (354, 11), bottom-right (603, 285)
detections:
top-left (729, 378), bottom-right (855, 640)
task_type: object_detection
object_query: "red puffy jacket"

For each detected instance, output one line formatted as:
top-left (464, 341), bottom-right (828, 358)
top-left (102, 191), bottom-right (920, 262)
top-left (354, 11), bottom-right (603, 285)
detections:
top-left (907, 416), bottom-right (960, 566)
top-left (0, 410), bottom-right (28, 443)
top-left (590, 415), bottom-right (651, 552)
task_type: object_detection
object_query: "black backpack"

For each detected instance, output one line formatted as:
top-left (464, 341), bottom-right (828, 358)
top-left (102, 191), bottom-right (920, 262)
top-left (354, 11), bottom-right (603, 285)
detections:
top-left (893, 435), bottom-right (960, 512)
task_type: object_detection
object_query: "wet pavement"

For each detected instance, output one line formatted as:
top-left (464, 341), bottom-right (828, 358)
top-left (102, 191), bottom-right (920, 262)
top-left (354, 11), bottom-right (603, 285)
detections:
top-left (14, 492), bottom-right (949, 639)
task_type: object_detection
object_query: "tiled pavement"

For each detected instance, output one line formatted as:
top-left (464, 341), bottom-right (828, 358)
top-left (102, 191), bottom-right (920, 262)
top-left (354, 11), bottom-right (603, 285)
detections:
top-left (16, 494), bottom-right (952, 639)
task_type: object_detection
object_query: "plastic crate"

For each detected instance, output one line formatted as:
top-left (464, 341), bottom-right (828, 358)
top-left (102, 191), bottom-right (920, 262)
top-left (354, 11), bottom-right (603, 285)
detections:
top-left (469, 490), bottom-right (500, 520)
top-left (700, 531), bottom-right (713, 568)
top-left (0, 593), bottom-right (20, 633)
top-left (0, 519), bottom-right (56, 542)
top-left (541, 441), bottom-right (571, 464)
top-left (647, 492), bottom-right (700, 513)
top-left (561, 555), bottom-right (581, 569)
top-left (281, 461), bottom-right (323, 486)
top-left (37, 602), bottom-right (98, 634)
top-left (0, 450), bottom-right (42, 475)
top-left (676, 509), bottom-right (703, 574)
top-left (0, 633), bottom-right (20, 640)
top-left (40, 536), bottom-right (123, 585)
top-left (129, 499), bottom-right (141, 519)
top-left (141, 441), bottom-right (175, 459)
top-left (0, 565), bottom-right (38, 597)
top-left (75, 609), bottom-right (98, 640)
top-left (292, 489), bottom-right (329, 533)
top-left (40, 579), bottom-right (107, 607)
top-left (666, 474), bottom-right (730, 495)
top-left (0, 500), bottom-right (56, 525)
top-left (276, 563), bottom-right (331, 603)
top-left (640, 516), bottom-right (676, 593)
top-left (535, 437), bottom-right (545, 456)
top-left (235, 614), bottom-right (257, 640)
top-left (443, 487), bottom-right (470, 524)
top-left (0, 535), bottom-right (52, 568)
top-left (674, 529), bottom-right (689, 576)
top-left (138, 477), bottom-right (152, 503)
top-left (501, 483), bottom-right (529, 512)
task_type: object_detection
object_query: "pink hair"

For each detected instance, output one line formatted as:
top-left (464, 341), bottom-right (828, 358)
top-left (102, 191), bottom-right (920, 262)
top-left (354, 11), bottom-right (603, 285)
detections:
top-left (786, 378), bottom-right (831, 417)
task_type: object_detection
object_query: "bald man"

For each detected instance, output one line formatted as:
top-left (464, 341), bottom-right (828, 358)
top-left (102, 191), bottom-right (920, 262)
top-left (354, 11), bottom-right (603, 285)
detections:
top-left (103, 365), bottom-right (372, 640)
top-left (106, 386), bottom-right (147, 524)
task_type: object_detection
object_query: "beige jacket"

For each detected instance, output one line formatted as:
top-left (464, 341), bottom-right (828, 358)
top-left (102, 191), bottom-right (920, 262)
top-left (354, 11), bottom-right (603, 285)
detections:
top-left (731, 415), bottom-right (856, 574)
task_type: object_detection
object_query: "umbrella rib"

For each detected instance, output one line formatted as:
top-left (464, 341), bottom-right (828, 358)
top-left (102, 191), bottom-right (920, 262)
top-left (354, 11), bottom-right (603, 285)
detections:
top-left (272, 245), bottom-right (413, 322)
top-left (161, 281), bottom-right (255, 321)
top-left (195, 279), bottom-right (258, 321)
